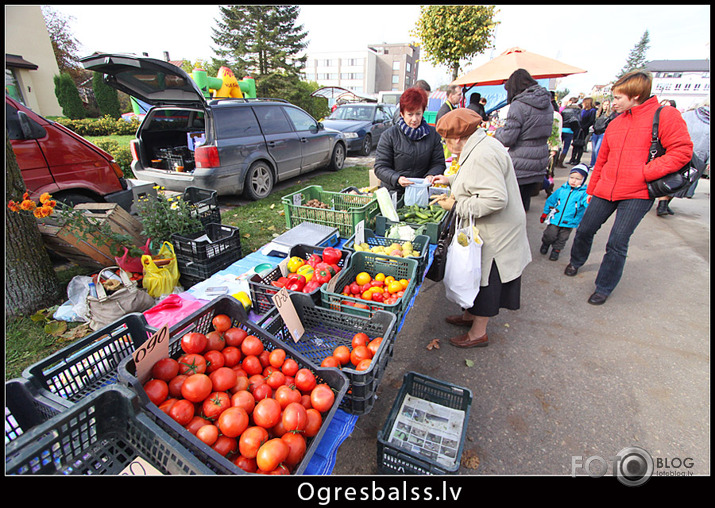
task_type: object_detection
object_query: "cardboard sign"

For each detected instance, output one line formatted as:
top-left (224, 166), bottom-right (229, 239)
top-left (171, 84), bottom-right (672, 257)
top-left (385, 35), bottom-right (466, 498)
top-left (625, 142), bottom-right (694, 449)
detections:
top-left (133, 325), bottom-right (170, 384)
top-left (120, 456), bottom-right (164, 476)
top-left (355, 220), bottom-right (365, 246)
top-left (271, 287), bottom-right (304, 342)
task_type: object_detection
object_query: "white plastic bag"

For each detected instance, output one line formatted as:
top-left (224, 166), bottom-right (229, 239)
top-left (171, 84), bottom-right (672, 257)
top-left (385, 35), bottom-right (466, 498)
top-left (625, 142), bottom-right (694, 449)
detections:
top-left (443, 215), bottom-right (483, 309)
top-left (66, 275), bottom-right (94, 322)
top-left (404, 178), bottom-right (430, 207)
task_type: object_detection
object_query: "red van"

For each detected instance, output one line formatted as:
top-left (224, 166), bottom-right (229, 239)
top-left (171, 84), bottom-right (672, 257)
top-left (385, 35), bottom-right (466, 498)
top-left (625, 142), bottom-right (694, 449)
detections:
top-left (6, 95), bottom-right (133, 209)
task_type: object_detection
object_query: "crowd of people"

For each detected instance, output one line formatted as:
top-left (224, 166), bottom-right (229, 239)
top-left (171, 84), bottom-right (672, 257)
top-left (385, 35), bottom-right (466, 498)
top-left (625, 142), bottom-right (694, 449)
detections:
top-left (372, 69), bottom-right (708, 347)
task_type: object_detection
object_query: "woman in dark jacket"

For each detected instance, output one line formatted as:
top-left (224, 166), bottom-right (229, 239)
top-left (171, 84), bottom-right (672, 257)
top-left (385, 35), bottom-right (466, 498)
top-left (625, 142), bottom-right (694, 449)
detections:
top-left (569, 97), bottom-right (597, 165)
top-left (494, 68), bottom-right (554, 211)
top-left (374, 87), bottom-right (446, 198)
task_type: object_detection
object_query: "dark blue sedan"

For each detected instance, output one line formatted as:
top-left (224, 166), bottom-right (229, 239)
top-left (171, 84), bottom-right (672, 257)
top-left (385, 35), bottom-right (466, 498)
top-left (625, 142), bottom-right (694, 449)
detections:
top-left (322, 103), bottom-right (394, 156)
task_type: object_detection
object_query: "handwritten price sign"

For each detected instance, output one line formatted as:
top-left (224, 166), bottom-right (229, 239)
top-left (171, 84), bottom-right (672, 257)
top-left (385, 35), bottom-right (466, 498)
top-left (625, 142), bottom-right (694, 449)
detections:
top-left (271, 287), bottom-right (304, 343)
top-left (133, 325), bottom-right (170, 384)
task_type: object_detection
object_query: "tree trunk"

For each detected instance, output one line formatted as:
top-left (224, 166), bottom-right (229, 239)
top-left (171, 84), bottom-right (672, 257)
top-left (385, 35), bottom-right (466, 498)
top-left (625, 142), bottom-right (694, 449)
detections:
top-left (5, 133), bottom-right (63, 318)
top-left (452, 63), bottom-right (461, 82)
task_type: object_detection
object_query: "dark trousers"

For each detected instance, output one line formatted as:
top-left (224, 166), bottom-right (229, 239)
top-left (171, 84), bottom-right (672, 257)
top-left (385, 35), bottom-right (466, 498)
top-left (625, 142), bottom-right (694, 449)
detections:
top-left (519, 182), bottom-right (541, 211)
top-left (569, 196), bottom-right (654, 295)
top-left (542, 224), bottom-right (574, 252)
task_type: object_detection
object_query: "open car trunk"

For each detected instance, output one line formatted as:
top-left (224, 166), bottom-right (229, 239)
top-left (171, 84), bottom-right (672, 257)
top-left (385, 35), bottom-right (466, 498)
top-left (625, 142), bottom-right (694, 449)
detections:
top-left (136, 108), bottom-right (207, 173)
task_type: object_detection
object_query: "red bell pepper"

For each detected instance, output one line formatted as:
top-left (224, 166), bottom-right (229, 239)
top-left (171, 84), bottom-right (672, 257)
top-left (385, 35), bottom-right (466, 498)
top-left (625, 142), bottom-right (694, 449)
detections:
top-left (271, 276), bottom-right (290, 288)
top-left (322, 247), bottom-right (341, 265)
top-left (302, 280), bottom-right (321, 293)
top-left (314, 265), bottom-right (332, 284)
top-left (306, 253), bottom-right (323, 268)
top-left (285, 273), bottom-right (306, 291)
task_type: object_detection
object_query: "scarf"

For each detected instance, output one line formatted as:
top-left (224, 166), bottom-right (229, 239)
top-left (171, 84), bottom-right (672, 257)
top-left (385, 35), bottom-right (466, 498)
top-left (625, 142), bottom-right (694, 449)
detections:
top-left (397, 116), bottom-right (431, 140)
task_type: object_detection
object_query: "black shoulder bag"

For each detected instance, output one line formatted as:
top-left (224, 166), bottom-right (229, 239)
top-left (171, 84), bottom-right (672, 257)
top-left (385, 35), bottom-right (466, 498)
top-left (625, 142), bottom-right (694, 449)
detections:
top-left (425, 206), bottom-right (457, 282)
top-left (646, 106), bottom-right (698, 198)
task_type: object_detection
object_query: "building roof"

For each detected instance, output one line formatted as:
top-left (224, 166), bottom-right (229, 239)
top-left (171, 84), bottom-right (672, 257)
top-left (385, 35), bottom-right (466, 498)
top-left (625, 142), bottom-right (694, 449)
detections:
top-left (6, 53), bottom-right (38, 70)
top-left (645, 59), bottom-right (710, 72)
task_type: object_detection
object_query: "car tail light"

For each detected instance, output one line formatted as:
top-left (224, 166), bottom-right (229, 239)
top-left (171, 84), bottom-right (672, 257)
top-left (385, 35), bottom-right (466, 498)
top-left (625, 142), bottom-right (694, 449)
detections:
top-left (130, 139), bottom-right (140, 162)
top-left (110, 161), bottom-right (124, 179)
top-left (195, 145), bottom-right (220, 168)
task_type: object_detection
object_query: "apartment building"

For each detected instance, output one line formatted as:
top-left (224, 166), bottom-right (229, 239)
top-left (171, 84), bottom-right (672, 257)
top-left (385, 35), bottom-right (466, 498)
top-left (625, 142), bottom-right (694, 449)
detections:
top-left (646, 59), bottom-right (710, 110)
top-left (303, 43), bottom-right (420, 97)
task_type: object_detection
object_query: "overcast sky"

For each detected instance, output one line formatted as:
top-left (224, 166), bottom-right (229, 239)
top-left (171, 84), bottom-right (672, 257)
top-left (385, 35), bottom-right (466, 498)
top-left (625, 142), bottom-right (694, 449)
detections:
top-left (47, 4), bottom-right (710, 95)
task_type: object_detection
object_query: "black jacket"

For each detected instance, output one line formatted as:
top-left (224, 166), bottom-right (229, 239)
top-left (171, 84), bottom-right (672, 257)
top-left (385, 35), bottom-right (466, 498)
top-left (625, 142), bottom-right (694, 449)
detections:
top-left (374, 124), bottom-right (446, 196)
top-left (467, 103), bottom-right (487, 121)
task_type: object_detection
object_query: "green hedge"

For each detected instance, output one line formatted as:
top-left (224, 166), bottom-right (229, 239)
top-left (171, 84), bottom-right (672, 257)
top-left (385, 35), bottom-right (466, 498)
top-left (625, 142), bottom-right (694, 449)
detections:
top-left (54, 115), bottom-right (140, 137)
top-left (92, 139), bottom-right (135, 179)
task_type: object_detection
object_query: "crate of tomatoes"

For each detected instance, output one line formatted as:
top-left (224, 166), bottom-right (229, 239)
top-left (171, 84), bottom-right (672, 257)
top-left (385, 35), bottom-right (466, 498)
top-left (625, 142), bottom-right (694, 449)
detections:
top-left (259, 292), bottom-right (396, 415)
top-left (248, 244), bottom-right (350, 315)
top-left (117, 296), bottom-right (348, 475)
top-left (320, 251), bottom-right (418, 322)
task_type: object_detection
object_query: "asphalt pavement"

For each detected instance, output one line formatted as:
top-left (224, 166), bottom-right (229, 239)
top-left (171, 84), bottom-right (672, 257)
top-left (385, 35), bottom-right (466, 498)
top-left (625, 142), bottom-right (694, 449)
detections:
top-left (329, 163), bottom-right (710, 477)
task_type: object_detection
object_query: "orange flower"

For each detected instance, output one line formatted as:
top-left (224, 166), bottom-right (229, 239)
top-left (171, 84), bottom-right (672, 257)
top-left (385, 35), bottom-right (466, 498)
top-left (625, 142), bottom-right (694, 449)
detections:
top-left (46, 200), bottom-right (57, 208)
top-left (40, 192), bottom-right (52, 204)
top-left (41, 205), bottom-right (54, 217)
top-left (22, 191), bottom-right (29, 200)
top-left (20, 199), bottom-right (37, 211)
top-left (7, 200), bottom-right (20, 212)
top-left (33, 207), bottom-right (45, 218)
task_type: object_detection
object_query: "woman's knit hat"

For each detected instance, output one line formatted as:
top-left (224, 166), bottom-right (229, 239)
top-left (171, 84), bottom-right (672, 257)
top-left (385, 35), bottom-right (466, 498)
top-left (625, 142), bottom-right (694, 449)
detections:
top-left (435, 108), bottom-right (482, 139)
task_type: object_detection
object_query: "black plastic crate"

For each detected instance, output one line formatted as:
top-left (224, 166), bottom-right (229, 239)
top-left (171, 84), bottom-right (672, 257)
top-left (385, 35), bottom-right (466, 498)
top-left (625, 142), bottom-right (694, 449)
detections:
top-left (183, 186), bottom-right (221, 227)
top-left (248, 244), bottom-right (351, 315)
top-left (117, 296), bottom-right (348, 475)
top-left (343, 229), bottom-right (431, 281)
top-left (259, 292), bottom-right (396, 415)
top-left (5, 385), bottom-right (216, 475)
top-left (177, 249), bottom-right (239, 280)
top-left (22, 313), bottom-right (154, 408)
top-left (5, 377), bottom-right (69, 445)
top-left (377, 372), bottom-right (473, 475)
top-left (172, 223), bottom-right (241, 263)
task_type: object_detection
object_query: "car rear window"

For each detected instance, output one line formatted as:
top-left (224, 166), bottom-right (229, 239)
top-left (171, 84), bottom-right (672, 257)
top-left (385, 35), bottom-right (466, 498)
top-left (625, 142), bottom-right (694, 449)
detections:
top-left (253, 105), bottom-right (293, 135)
top-left (213, 107), bottom-right (262, 138)
top-left (145, 109), bottom-right (204, 131)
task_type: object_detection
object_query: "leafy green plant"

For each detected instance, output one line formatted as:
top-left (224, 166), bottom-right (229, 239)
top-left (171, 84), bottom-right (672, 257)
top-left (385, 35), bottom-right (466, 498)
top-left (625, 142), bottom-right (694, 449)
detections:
top-left (93, 139), bottom-right (134, 178)
top-left (135, 187), bottom-right (204, 246)
top-left (53, 72), bottom-right (86, 119)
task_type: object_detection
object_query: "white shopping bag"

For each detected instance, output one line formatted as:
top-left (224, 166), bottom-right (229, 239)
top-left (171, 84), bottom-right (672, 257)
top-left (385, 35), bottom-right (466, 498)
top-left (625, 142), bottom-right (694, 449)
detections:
top-left (443, 216), bottom-right (482, 309)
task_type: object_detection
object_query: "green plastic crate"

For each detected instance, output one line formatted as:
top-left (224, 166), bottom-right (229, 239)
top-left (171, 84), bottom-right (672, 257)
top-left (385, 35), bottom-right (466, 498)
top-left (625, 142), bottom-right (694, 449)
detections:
top-left (375, 198), bottom-right (450, 244)
top-left (282, 185), bottom-right (379, 238)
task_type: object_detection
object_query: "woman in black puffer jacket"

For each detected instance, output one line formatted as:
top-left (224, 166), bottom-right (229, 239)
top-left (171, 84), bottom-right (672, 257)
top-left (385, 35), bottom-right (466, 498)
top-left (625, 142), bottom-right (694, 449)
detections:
top-left (374, 87), bottom-right (446, 198)
top-left (494, 68), bottom-right (554, 211)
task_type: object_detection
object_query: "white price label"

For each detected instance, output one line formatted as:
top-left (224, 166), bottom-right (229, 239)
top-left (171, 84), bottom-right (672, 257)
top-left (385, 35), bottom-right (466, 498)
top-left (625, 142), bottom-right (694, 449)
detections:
top-left (133, 325), bottom-right (170, 384)
top-left (355, 220), bottom-right (365, 246)
top-left (271, 287), bottom-right (304, 343)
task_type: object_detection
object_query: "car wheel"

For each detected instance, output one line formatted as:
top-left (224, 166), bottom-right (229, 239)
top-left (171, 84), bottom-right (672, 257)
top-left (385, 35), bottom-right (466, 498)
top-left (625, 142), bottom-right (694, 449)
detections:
top-left (54, 192), bottom-right (102, 207)
top-left (328, 142), bottom-right (346, 171)
top-left (360, 134), bottom-right (372, 156)
top-left (243, 161), bottom-right (274, 200)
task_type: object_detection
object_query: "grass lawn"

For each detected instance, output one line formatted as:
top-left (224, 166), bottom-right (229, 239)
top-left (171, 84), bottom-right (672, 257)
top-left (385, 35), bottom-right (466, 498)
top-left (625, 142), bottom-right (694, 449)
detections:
top-left (85, 134), bottom-right (134, 146)
top-left (5, 164), bottom-right (372, 381)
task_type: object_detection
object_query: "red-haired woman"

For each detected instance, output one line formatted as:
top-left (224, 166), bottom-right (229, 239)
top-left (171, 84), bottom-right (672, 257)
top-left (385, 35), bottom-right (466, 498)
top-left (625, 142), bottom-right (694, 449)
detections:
top-left (374, 87), bottom-right (446, 198)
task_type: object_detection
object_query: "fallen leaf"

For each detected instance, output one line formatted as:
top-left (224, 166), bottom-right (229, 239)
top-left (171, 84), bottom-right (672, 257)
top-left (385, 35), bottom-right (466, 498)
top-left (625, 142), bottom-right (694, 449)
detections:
top-left (465, 359), bottom-right (474, 368)
top-left (426, 338), bottom-right (440, 350)
top-left (462, 449), bottom-right (481, 470)
top-left (270, 204), bottom-right (275, 209)
top-left (243, 233), bottom-right (251, 239)
top-left (504, 323), bottom-right (510, 327)
top-left (267, 225), bottom-right (276, 231)
top-left (44, 320), bottom-right (67, 337)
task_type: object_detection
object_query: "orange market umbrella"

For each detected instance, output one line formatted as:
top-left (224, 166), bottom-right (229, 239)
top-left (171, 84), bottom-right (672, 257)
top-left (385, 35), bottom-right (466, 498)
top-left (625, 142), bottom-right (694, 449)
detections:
top-left (451, 47), bottom-right (586, 87)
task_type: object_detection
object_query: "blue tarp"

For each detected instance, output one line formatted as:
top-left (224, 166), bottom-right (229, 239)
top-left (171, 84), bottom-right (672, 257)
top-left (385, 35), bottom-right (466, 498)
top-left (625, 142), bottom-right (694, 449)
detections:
top-left (464, 78), bottom-right (551, 114)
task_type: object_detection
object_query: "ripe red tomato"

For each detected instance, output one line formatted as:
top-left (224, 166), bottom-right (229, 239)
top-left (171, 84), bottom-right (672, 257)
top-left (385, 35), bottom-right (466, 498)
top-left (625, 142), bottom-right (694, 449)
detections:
top-left (202, 391), bottom-right (231, 420)
top-left (143, 378), bottom-right (168, 405)
top-left (267, 463), bottom-right (290, 475)
top-left (332, 345), bottom-right (351, 366)
top-left (310, 383), bottom-right (335, 413)
top-left (253, 398), bottom-right (282, 429)
top-left (304, 408), bottom-right (323, 437)
top-left (168, 398), bottom-right (195, 426)
top-left (212, 314), bottom-right (232, 333)
top-left (168, 374), bottom-right (187, 398)
top-left (209, 366), bottom-right (238, 392)
top-left (269, 348), bottom-right (286, 368)
top-left (355, 358), bottom-right (372, 371)
top-left (205, 330), bottom-right (226, 351)
top-left (352, 332), bottom-right (369, 349)
top-left (239, 425), bottom-right (269, 459)
top-left (234, 454), bottom-right (257, 473)
top-left (300, 394), bottom-right (312, 410)
top-left (212, 435), bottom-right (237, 457)
top-left (224, 327), bottom-right (248, 347)
top-left (181, 332), bottom-right (208, 355)
top-left (294, 368), bottom-right (317, 393)
top-left (158, 398), bottom-right (178, 416)
top-left (265, 369), bottom-right (286, 390)
top-left (252, 383), bottom-right (273, 401)
top-left (151, 358), bottom-right (179, 382)
top-left (281, 432), bottom-right (307, 468)
top-left (281, 358), bottom-right (299, 377)
top-left (282, 402), bottom-right (308, 433)
top-left (231, 374), bottom-right (249, 393)
top-left (184, 415), bottom-right (211, 435)
top-left (231, 390), bottom-right (256, 414)
top-left (241, 335), bottom-right (264, 357)
top-left (350, 345), bottom-right (372, 366)
top-left (367, 337), bottom-right (383, 356)
top-left (204, 349), bottom-right (225, 373)
top-left (177, 353), bottom-right (207, 375)
top-left (256, 438), bottom-right (289, 472)
top-left (241, 354), bottom-right (263, 376)
top-left (274, 384), bottom-right (302, 409)
top-left (181, 373), bottom-right (213, 403)
top-left (270, 419), bottom-right (287, 438)
top-left (258, 350), bottom-right (271, 368)
top-left (222, 346), bottom-right (242, 368)
top-left (196, 424), bottom-right (219, 446)
top-left (321, 356), bottom-right (340, 368)
top-left (218, 406), bottom-right (249, 438)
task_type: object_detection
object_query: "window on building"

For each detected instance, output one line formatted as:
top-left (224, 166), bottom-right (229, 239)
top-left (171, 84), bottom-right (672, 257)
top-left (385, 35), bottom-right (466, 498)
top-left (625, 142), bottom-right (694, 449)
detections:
top-left (6, 68), bottom-right (25, 104)
top-left (683, 83), bottom-right (691, 91)
top-left (406, 62), bottom-right (411, 73)
top-left (324, 59), bottom-right (333, 66)
top-left (693, 84), bottom-right (701, 91)
top-left (393, 61), bottom-right (400, 70)
top-left (674, 83), bottom-right (681, 91)
top-left (392, 75), bottom-right (400, 84)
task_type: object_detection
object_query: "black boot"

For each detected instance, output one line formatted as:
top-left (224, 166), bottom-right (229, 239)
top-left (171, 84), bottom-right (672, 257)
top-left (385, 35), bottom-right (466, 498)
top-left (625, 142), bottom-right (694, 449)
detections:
top-left (540, 243), bottom-right (549, 255)
top-left (549, 249), bottom-right (560, 261)
top-left (656, 200), bottom-right (669, 216)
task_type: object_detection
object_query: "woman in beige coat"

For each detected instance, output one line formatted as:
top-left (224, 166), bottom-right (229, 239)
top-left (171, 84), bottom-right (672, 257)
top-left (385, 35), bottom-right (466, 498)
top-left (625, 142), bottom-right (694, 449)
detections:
top-left (432, 108), bottom-right (531, 348)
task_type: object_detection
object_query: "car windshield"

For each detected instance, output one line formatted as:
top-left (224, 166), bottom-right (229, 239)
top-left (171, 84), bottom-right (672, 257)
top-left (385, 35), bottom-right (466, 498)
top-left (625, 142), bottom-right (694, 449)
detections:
top-left (329, 105), bottom-right (374, 121)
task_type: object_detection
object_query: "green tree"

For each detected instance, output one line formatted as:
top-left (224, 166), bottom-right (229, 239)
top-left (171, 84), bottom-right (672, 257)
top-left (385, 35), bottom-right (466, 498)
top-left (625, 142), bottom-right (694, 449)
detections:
top-left (257, 74), bottom-right (329, 120)
top-left (42, 6), bottom-right (83, 84)
top-left (53, 73), bottom-right (86, 119)
top-left (617, 30), bottom-right (650, 79)
top-left (211, 5), bottom-right (308, 78)
top-left (92, 72), bottom-right (121, 119)
top-left (411, 5), bottom-right (499, 81)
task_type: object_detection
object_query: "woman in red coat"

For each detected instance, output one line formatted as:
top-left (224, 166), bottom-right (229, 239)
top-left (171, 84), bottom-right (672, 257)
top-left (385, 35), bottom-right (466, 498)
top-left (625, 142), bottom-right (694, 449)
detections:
top-left (563, 71), bottom-right (692, 305)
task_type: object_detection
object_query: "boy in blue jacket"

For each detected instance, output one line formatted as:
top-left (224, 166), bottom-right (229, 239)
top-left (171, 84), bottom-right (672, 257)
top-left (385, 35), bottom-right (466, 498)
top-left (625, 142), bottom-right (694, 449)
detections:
top-left (540, 164), bottom-right (590, 260)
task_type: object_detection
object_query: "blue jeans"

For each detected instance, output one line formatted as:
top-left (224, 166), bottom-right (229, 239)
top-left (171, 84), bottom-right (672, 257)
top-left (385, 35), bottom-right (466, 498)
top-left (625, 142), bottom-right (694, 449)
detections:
top-left (589, 133), bottom-right (604, 167)
top-left (561, 132), bottom-right (574, 156)
top-left (569, 196), bottom-right (654, 295)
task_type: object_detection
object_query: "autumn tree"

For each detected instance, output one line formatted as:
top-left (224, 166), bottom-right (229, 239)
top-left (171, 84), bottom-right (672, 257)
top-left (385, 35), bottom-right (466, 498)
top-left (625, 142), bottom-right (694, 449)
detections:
top-left (42, 6), bottom-right (83, 83)
top-left (412, 5), bottom-right (499, 81)
top-left (616, 30), bottom-right (651, 79)
top-left (211, 5), bottom-right (308, 78)
top-left (5, 133), bottom-right (63, 319)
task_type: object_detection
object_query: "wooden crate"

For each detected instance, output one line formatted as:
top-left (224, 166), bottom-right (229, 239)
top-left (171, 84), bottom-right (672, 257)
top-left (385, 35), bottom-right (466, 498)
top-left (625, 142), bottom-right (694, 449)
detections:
top-left (74, 203), bottom-right (147, 246)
